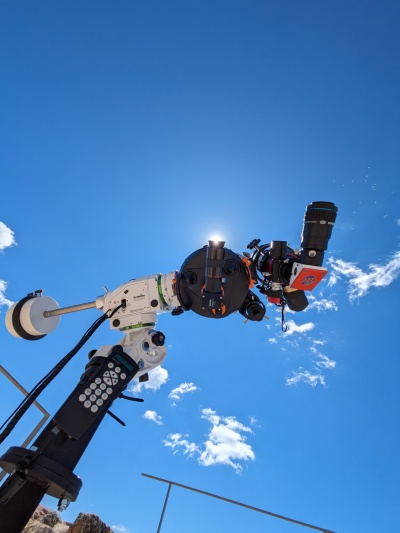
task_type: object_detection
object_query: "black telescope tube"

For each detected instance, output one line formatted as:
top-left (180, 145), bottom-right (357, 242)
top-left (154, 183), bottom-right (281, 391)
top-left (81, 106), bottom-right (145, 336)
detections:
top-left (204, 240), bottom-right (225, 294)
top-left (300, 201), bottom-right (338, 266)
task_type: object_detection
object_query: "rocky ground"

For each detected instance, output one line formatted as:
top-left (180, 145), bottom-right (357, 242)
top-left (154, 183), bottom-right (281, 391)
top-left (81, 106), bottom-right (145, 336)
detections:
top-left (22, 505), bottom-right (114, 533)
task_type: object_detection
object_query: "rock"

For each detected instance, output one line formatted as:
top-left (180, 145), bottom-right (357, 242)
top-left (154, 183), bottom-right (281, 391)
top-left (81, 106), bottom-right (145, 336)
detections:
top-left (22, 523), bottom-right (54, 533)
top-left (22, 505), bottom-right (113, 533)
top-left (66, 512), bottom-right (114, 533)
top-left (23, 506), bottom-right (63, 533)
top-left (41, 510), bottom-right (61, 527)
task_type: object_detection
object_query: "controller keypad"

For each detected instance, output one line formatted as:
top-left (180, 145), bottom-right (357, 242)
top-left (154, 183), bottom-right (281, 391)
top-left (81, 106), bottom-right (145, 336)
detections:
top-left (78, 357), bottom-right (131, 412)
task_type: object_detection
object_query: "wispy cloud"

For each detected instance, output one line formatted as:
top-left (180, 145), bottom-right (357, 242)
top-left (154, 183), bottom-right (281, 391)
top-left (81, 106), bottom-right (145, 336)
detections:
top-left (264, 268), bottom-right (341, 387)
top-left (168, 382), bottom-right (198, 403)
top-left (284, 319), bottom-right (315, 336)
top-left (314, 353), bottom-right (336, 369)
top-left (310, 340), bottom-right (337, 373)
top-left (112, 525), bottom-right (130, 533)
top-left (163, 433), bottom-right (200, 457)
top-left (0, 222), bottom-right (16, 252)
top-left (286, 370), bottom-right (326, 387)
top-left (283, 339), bottom-right (336, 388)
top-left (163, 409), bottom-right (255, 474)
top-left (327, 252), bottom-right (400, 300)
top-left (0, 280), bottom-right (13, 309)
top-left (129, 366), bottom-right (168, 394)
top-left (306, 294), bottom-right (338, 312)
top-left (0, 222), bottom-right (16, 310)
top-left (143, 410), bottom-right (163, 425)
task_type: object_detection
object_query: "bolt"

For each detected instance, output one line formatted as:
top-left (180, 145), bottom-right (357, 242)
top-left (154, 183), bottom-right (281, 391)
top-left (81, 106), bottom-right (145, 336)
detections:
top-left (58, 498), bottom-right (70, 512)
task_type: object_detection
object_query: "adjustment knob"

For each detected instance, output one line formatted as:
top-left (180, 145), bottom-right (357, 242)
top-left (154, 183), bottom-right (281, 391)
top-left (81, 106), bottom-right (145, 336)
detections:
top-left (151, 331), bottom-right (165, 347)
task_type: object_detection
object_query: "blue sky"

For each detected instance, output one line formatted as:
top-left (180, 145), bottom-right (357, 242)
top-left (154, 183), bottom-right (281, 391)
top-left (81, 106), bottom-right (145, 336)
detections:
top-left (1, 1), bottom-right (400, 532)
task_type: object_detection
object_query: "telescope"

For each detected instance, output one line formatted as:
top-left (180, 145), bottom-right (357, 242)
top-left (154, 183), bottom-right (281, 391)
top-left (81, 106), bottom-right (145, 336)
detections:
top-left (0, 200), bottom-right (337, 532)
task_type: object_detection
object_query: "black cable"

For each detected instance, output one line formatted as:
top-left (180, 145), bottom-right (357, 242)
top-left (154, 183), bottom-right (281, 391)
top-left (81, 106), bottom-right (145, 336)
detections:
top-left (0, 305), bottom-right (122, 445)
top-left (1, 314), bottom-right (106, 430)
top-left (279, 299), bottom-right (288, 332)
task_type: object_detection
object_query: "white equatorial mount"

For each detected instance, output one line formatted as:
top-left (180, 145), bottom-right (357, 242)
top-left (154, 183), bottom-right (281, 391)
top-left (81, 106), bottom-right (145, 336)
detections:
top-left (5, 272), bottom-right (180, 380)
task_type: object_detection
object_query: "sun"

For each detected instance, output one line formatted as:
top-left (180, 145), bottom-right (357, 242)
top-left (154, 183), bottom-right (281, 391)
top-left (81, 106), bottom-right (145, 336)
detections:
top-left (209, 234), bottom-right (224, 244)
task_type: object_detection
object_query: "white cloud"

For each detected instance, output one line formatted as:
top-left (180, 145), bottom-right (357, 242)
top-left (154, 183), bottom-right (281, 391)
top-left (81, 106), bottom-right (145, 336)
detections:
top-left (112, 525), bottom-right (130, 533)
top-left (163, 409), bottom-right (255, 474)
top-left (315, 354), bottom-right (336, 369)
top-left (310, 340), bottom-right (336, 370)
top-left (198, 409), bottom-right (255, 474)
top-left (0, 280), bottom-right (13, 309)
top-left (143, 410), bottom-right (163, 425)
top-left (168, 382), bottom-right (198, 402)
top-left (129, 365), bottom-right (168, 394)
top-left (0, 222), bottom-right (16, 252)
top-left (327, 252), bottom-right (400, 300)
top-left (306, 294), bottom-right (338, 312)
top-left (284, 320), bottom-right (315, 336)
top-left (286, 370), bottom-right (326, 387)
top-left (0, 223), bottom-right (16, 310)
top-left (268, 337), bottom-right (277, 344)
top-left (278, 336), bottom-right (336, 387)
top-left (163, 433), bottom-right (200, 457)
top-left (327, 270), bottom-right (340, 288)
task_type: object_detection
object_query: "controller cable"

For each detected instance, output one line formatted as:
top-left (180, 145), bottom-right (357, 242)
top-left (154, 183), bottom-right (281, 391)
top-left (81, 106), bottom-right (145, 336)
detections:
top-left (0, 305), bottom-right (122, 445)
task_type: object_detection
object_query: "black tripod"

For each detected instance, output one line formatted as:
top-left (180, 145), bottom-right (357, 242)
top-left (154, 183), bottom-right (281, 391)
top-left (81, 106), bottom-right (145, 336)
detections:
top-left (0, 345), bottom-right (140, 532)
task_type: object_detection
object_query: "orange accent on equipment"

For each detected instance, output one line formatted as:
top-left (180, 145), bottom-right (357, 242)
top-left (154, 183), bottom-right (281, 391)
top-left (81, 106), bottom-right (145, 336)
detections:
top-left (212, 303), bottom-right (226, 316)
top-left (241, 256), bottom-right (256, 288)
top-left (290, 267), bottom-right (327, 291)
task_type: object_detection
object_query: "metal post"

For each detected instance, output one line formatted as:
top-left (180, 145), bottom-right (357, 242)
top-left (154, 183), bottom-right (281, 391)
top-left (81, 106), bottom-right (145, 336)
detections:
top-left (142, 473), bottom-right (336, 533)
top-left (0, 365), bottom-right (49, 482)
top-left (156, 483), bottom-right (172, 533)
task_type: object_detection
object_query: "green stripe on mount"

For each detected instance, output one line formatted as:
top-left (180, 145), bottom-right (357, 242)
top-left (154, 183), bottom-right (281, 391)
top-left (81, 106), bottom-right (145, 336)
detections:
top-left (121, 322), bottom-right (155, 331)
top-left (157, 275), bottom-right (167, 306)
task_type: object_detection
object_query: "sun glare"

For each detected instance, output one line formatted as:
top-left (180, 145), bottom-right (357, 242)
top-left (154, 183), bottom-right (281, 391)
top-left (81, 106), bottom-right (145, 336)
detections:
top-left (209, 234), bottom-right (223, 243)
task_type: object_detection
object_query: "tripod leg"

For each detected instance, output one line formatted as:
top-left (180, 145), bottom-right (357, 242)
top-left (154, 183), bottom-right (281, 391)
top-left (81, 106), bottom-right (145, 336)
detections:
top-left (0, 474), bottom-right (46, 532)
